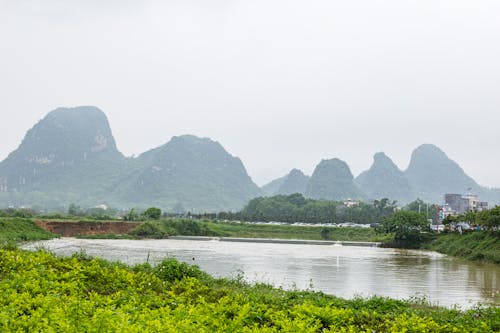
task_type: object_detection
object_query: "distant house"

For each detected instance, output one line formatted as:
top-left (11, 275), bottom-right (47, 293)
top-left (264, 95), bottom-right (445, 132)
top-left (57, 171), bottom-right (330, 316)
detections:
top-left (443, 192), bottom-right (488, 217)
top-left (343, 199), bottom-right (359, 208)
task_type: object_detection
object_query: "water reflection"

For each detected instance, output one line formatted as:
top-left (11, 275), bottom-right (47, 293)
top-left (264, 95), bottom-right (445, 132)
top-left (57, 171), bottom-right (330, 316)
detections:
top-left (23, 238), bottom-right (499, 308)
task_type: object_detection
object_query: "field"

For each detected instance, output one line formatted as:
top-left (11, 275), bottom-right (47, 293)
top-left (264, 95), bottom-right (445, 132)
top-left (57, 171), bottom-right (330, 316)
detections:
top-left (128, 219), bottom-right (392, 243)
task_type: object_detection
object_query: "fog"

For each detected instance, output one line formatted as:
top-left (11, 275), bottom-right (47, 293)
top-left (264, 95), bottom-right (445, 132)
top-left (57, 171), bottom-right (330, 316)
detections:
top-left (1, 0), bottom-right (499, 186)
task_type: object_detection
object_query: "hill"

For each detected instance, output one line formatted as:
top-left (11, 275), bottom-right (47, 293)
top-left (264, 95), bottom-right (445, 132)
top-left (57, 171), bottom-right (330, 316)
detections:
top-left (0, 106), bottom-right (128, 208)
top-left (305, 158), bottom-right (362, 201)
top-left (113, 135), bottom-right (261, 212)
top-left (0, 108), bottom-right (260, 212)
top-left (404, 144), bottom-right (482, 204)
top-left (278, 169), bottom-right (309, 195)
top-left (355, 152), bottom-right (413, 204)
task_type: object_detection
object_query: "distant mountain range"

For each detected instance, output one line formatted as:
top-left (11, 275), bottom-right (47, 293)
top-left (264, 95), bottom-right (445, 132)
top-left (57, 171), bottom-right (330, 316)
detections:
top-left (1, 106), bottom-right (498, 211)
top-left (265, 145), bottom-right (500, 206)
top-left (0, 106), bottom-right (259, 212)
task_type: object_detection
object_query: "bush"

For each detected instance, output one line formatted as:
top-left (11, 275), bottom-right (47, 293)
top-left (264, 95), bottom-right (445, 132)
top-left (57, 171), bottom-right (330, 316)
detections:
top-left (129, 222), bottom-right (169, 239)
top-left (153, 258), bottom-right (210, 282)
top-left (144, 207), bottom-right (162, 220)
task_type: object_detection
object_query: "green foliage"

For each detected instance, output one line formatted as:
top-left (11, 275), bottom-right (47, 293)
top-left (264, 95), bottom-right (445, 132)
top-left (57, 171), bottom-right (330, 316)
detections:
top-left (153, 258), bottom-right (210, 282)
top-left (68, 203), bottom-right (85, 216)
top-left (125, 218), bottom-right (388, 242)
top-left (127, 219), bottom-right (217, 238)
top-left (123, 208), bottom-right (139, 221)
top-left (381, 211), bottom-right (430, 248)
top-left (476, 206), bottom-right (500, 232)
top-left (0, 208), bottom-right (35, 218)
top-left (144, 207), bottom-right (162, 220)
top-left (320, 228), bottom-right (331, 240)
top-left (129, 222), bottom-right (169, 239)
top-left (196, 220), bottom-right (387, 242)
top-left (424, 231), bottom-right (500, 263)
top-left (240, 194), bottom-right (395, 224)
top-left (406, 199), bottom-right (440, 223)
top-left (0, 217), bottom-right (56, 243)
top-left (0, 248), bottom-right (497, 332)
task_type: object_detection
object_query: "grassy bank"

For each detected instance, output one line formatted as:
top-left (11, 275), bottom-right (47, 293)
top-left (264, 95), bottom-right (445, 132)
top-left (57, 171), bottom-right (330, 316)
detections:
top-left (0, 247), bottom-right (497, 332)
top-left (423, 231), bottom-right (500, 264)
top-left (127, 219), bottom-right (390, 242)
top-left (0, 217), bottom-right (56, 243)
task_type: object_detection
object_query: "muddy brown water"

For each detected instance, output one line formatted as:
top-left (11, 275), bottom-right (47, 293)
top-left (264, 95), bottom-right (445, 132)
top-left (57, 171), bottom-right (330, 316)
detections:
top-left (23, 238), bottom-right (499, 308)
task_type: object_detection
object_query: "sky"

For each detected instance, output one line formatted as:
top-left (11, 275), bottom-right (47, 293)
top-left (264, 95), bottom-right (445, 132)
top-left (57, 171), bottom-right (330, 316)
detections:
top-left (1, 0), bottom-right (500, 187)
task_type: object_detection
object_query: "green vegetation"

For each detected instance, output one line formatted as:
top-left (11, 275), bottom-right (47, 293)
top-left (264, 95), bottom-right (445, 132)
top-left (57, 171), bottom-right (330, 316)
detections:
top-left (423, 232), bottom-right (500, 264)
top-left (202, 221), bottom-right (389, 242)
top-left (124, 219), bottom-right (389, 242)
top-left (143, 207), bottom-right (162, 220)
top-left (0, 217), bottom-right (55, 243)
top-left (380, 211), bottom-right (430, 248)
top-left (234, 193), bottom-right (397, 224)
top-left (0, 248), bottom-right (497, 332)
top-left (425, 206), bottom-right (500, 263)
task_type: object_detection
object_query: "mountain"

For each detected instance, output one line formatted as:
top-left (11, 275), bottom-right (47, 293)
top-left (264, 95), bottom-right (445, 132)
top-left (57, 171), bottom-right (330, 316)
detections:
top-left (0, 106), bottom-right (128, 207)
top-left (261, 169), bottom-right (309, 196)
top-left (113, 135), bottom-right (261, 212)
top-left (0, 107), bottom-right (261, 211)
top-left (355, 152), bottom-right (413, 204)
top-left (305, 158), bottom-right (362, 201)
top-left (278, 169), bottom-right (309, 195)
top-left (261, 175), bottom-right (287, 196)
top-left (404, 144), bottom-right (482, 204)
top-left (2, 107), bottom-right (499, 210)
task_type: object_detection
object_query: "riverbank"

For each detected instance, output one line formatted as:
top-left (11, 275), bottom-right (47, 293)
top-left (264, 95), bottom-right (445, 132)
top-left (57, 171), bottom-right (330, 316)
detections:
top-left (127, 219), bottom-right (391, 242)
top-left (1, 247), bottom-right (497, 332)
top-left (0, 217), bottom-right (56, 244)
top-left (171, 235), bottom-right (381, 247)
top-left (422, 231), bottom-right (500, 264)
top-left (4, 217), bottom-right (498, 264)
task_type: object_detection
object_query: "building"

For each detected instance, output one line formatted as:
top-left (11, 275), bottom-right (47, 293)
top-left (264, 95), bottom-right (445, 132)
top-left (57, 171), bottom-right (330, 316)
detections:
top-left (443, 192), bottom-right (488, 217)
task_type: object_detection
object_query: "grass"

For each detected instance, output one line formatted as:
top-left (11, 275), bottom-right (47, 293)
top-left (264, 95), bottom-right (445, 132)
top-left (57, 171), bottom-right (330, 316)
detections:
top-left (201, 220), bottom-right (390, 242)
top-left (123, 219), bottom-right (391, 242)
top-left (422, 231), bottom-right (500, 264)
top-left (0, 217), bottom-right (56, 243)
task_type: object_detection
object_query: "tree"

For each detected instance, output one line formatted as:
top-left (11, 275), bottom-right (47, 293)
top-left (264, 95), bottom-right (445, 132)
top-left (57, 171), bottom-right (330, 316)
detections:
top-left (381, 211), bottom-right (429, 248)
top-left (125, 208), bottom-right (139, 221)
top-left (406, 199), bottom-right (439, 223)
top-left (144, 207), bottom-right (162, 220)
top-left (476, 206), bottom-right (500, 233)
top-left (68, 203), bottom-right (84, 216)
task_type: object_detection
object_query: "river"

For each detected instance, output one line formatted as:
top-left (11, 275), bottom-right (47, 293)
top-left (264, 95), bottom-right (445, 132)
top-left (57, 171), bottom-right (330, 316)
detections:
top-left (23, 237), bottom-right (499, 308)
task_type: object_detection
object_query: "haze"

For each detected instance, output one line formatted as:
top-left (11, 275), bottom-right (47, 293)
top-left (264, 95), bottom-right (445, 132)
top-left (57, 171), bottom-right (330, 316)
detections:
top-left (1, 0), bottom-right (499, 187)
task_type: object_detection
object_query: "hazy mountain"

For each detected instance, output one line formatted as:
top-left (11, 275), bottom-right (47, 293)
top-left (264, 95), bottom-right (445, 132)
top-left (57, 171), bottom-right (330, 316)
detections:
top-left (404, 144), bottom-right (481, 203)
top-left (355, 152), bottom-right (413, 204)
top-left (114, 135), bottom-right (261, 212)
top-left (305, 158), bottom-right (362, 201)
top-left (278, 169), bottom-right (309, 195)
top-left (2, 107), bottom-right (499, 210)
top-left (261, 169), bottom-right (309, 196)
top-left (0, 107), bottom-right (261, 211)
top-left (0, 106), bottom-right (128, 207)
top-left (261, 175), bottom-right (287, 196)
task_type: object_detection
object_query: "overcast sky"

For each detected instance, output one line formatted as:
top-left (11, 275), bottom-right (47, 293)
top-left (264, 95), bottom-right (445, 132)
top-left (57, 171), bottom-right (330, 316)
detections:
top-left (1, 0), bottom-right (499, 187)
